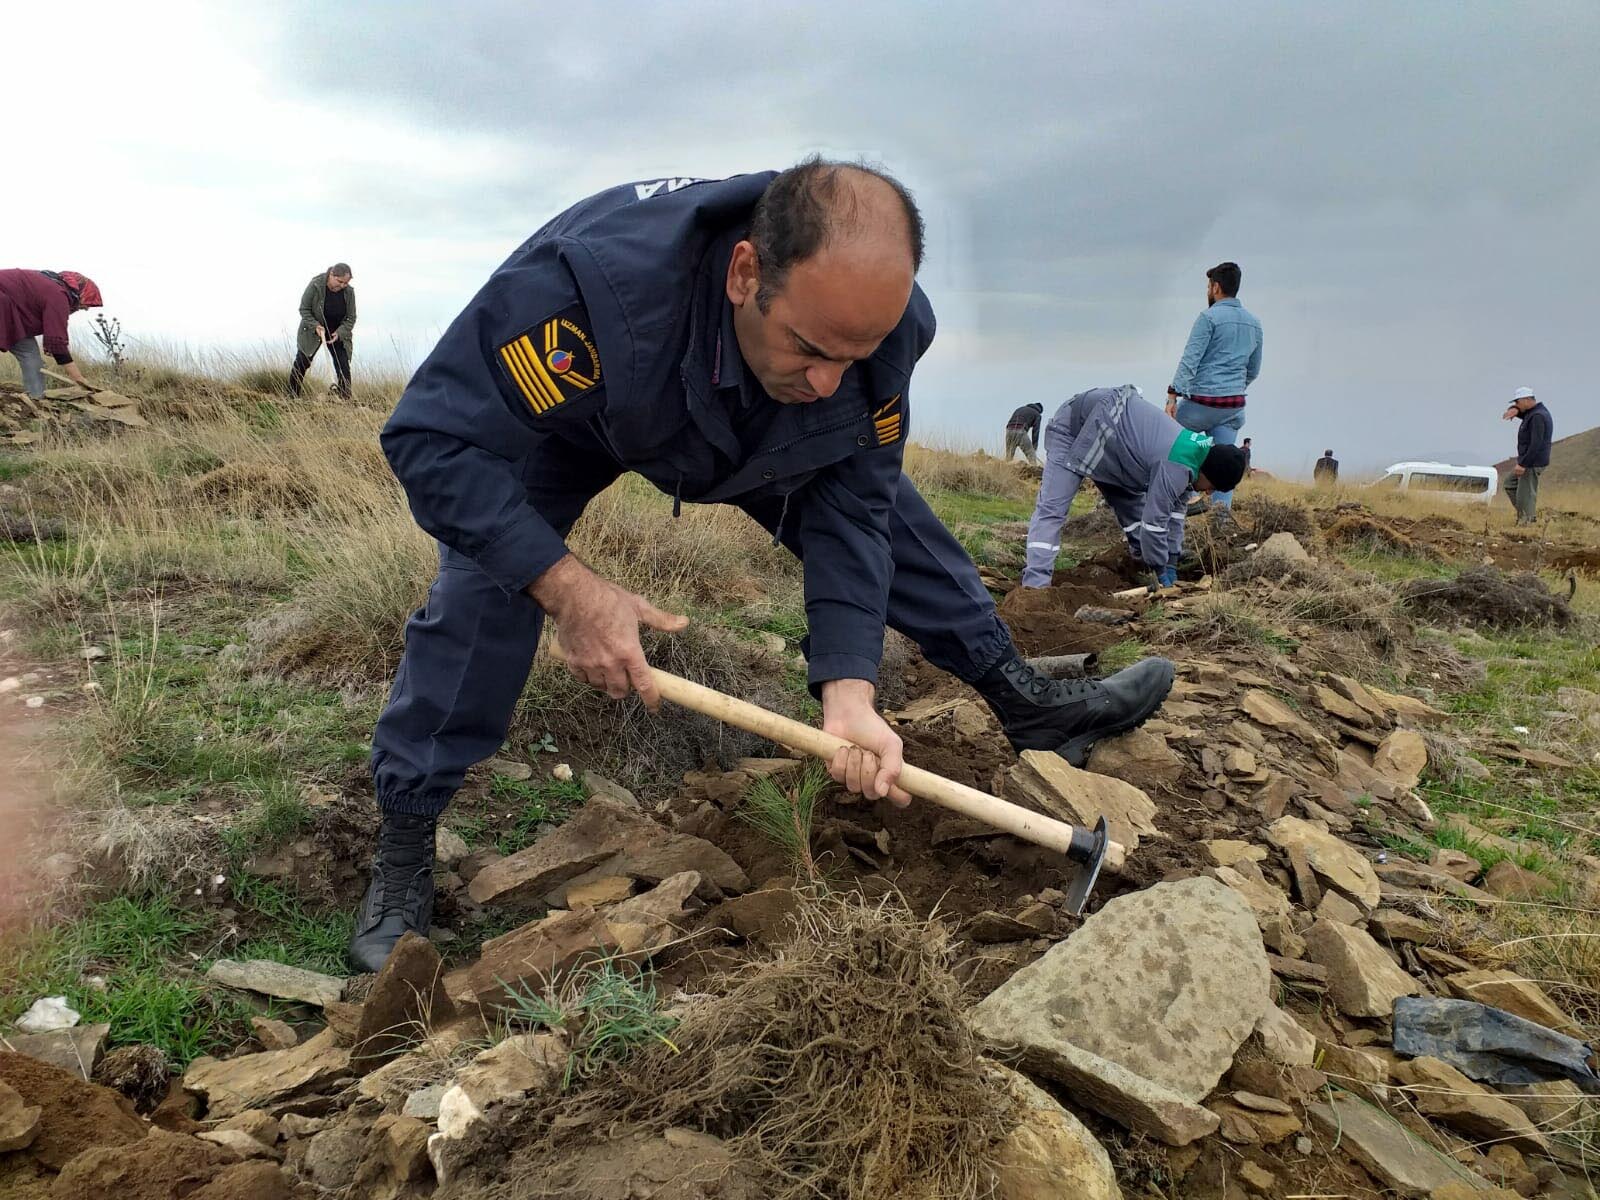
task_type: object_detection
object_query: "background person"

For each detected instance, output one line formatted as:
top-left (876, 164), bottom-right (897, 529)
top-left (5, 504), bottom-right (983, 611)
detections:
top-left (1166, 261), bottom-right (1262, 512)
top-left (1314, 448), bottom-right (1339, 485)
top-left (1023, 385), bottom-right (1247, 590)
top-left (290, 264), bottom-right (356, 399)
top-left (0, 269), bottom-right (104, 399)
top-left (1502, 387), bottom-right (1552, 525)
top-left (1004, 401), bottom-right (1043, 462)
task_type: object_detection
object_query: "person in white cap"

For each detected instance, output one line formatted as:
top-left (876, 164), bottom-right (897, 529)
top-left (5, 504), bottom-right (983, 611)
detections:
top-left (1501, 387), bottom-right (1552, 525)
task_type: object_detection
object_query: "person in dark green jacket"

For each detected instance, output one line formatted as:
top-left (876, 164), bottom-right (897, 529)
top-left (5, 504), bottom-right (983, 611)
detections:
top-left (289, 264), bottom-right (355, 399)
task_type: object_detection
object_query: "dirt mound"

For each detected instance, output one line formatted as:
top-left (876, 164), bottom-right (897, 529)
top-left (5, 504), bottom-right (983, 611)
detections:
top-left (1401, 565), bottom-right (1575, 629)
top-left (998, 579), bottom-right (1126, 657)
top-left (451, 896), bottom-right (1017, 1200)
top-left (1320, 511), bottom-right (1432, 557)
top-left (1235, 494), bottom-right (1318, 542)
top-left (0, 1050), bottom-right (147, 1171)
top-left (188, 463), bottom-right (315, 514)
top-left (1061, 503), bottom-right (1122, 542)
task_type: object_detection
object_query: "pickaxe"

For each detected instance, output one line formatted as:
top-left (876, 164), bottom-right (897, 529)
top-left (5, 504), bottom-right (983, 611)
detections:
top-left (584, 657), bottom-right (1124, 914)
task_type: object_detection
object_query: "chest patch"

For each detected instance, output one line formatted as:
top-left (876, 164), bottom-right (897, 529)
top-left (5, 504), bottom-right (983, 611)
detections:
top-left (874, 395), bottom-right (903, 446)
top-left (497, 308), bottom-right (602, 415)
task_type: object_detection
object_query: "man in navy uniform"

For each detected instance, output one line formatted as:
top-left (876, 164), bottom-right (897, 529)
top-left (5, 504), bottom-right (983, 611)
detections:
top-left (352, 160), bottom-right (1176, 970)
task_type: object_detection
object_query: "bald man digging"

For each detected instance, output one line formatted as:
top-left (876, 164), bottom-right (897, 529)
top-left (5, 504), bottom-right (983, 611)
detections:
top-left (353, 159), bottom-right (1175, 970)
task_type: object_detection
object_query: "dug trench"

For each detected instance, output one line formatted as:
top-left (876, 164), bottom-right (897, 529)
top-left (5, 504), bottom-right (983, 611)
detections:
top-left (5, 488), bottom-right (1599, 1198)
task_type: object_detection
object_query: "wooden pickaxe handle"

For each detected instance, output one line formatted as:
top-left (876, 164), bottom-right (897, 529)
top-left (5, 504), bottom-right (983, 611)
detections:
top-left (620, 659), bottom-right (1127, 872)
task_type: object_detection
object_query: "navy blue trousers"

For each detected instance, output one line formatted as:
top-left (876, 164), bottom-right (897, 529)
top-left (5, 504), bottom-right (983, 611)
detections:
top-left (371, 445), bottom-right (1014, 817)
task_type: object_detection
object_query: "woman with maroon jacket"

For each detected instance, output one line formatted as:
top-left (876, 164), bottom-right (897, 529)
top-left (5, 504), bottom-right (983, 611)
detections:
top-left (0, 269), bottom-right (103, 400)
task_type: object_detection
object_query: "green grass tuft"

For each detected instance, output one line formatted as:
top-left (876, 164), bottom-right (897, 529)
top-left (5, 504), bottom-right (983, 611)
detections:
top-left (489, 775), bottom-right (589, 855)
top-left (500, 957), bottom-right (679, 1090)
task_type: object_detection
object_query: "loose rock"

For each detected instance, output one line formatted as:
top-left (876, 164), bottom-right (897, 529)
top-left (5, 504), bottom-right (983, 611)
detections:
top-left (989, 1064), bottom-right (1121, 1200)
top-left (1002, 751), bottom-right (1160, 853)
top-left (182, 1028), bottom-right (353, 1121)
top-left (352, 931), bottom-right (456, 1067)
top-left (1305, 919), bottom-right (1423, 1018)
top-left (1266, 816), bottom-right (1381, 909)
top-left (3, 1023), bottom-right (110, 1080)
top-left (205, 959), bottom-right (344, 1008)
top-left (972, 878), bottom-right (1266, 1143)
top-left (1308, 1095), bottom-right (1483, 1197)
top-left (1391, 1056), bottom-right (1549, 1154)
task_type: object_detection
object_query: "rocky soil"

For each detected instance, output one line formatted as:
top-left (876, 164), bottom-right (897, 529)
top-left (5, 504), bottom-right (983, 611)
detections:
top-left (3, 509), bottom-right (1598, 1199)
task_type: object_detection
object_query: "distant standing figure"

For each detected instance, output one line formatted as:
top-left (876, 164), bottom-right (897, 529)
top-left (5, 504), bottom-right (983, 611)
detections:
top-left (1005, 401), bottom-right (1043, 463)
top-left (1502, 387), bottom-right (1552, 525)
top-left (290, 264), bottom-right (356, 399)
top-left (1313, 449), bottom-right (1339, 485)
top-left (0, 269), bottom-right (104, 400)
top-left (1166, 261), bottom-right (1263, 511)
top-left (1240, 437), bottom-right (1253, 474)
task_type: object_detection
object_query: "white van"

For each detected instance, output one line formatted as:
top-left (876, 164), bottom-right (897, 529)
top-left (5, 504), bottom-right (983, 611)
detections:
top-left (1370, 461), bottom-right (1499, 504)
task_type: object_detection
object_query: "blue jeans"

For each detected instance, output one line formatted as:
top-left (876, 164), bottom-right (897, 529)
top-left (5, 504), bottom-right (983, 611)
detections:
top-left (1174, 399), bottom-right (1246, 508)
top-left (6, 337), bottom-right (45, 400)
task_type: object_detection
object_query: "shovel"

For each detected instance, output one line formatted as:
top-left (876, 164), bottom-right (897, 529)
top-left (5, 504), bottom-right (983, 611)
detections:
top-left (561, 649), bottom-right (1125, 914)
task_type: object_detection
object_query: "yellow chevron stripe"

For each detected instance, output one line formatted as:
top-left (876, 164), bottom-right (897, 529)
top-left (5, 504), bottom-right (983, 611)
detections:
top-left (500, 344), bottom-right (546, 413)
top-left (505, 339), bottom-right (550, 412)
top-left (875, 417), bottom-right (901, 434)
top-left (544, 320), bottom-right (557, 354)
top-left (874, 395), bottom-right (901, 417)
top-left (524, 339), bottom-right (569, 406)
top-left (563, 369), bottom-right (594, 389)
top-left (509, 338), bottom-right (559, 411)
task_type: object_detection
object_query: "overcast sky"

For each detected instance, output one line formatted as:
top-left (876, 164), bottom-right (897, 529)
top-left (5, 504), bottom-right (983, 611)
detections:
top-left (15, 1), bottom-right (1598, 474)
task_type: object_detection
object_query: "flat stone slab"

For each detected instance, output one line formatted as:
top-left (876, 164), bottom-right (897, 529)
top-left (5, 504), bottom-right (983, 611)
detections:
top-left (0, 1024), bottom-right (110, 1080)
top-left (1307, 1096), bottom-right (1487, 1197)
top-left (972, 877), bottom-right (1267, 1143)
top-left (206, 959), bottom-right (345, 1007)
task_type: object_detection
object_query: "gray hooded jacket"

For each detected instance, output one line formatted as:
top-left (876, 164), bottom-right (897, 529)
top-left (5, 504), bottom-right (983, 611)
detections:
top-left (1022, 386), bottom-right (1208, 586)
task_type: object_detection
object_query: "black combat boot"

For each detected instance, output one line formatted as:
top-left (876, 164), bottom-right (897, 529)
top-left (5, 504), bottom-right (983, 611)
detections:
top-left (348, 812), bottom-right (437, 973)
top-left (974, 655), bottom-right (1177, 767)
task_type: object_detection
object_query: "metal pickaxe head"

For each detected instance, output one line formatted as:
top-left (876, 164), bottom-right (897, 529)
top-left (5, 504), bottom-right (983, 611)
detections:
top-left (1062, 816), bottom-right (1112, 917)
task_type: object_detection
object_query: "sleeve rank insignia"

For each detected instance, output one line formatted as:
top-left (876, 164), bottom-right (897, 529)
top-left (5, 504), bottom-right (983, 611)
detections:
top-left (497, 310), bottom-right (602, 416)
top-left (873, 394), bottom-right (903, 446)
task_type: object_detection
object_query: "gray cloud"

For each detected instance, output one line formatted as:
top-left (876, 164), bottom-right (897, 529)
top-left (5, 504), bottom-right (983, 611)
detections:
top-left (265, 0), bottom-right (1600, 471)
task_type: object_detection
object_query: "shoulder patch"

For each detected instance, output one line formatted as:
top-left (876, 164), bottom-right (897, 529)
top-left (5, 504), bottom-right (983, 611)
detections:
top-left (496, 307), bottom-right (602, 416)
top-left (1167, 428), bottom-right (1214, 476)
top-left (873, 394), bottom-right (903, 446)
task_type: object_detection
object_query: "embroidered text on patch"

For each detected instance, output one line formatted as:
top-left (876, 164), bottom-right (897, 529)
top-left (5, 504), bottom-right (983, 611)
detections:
top-left (873, 394), bottom-right (903, 445)
top-left (498, 314), bottom-right (602, 415)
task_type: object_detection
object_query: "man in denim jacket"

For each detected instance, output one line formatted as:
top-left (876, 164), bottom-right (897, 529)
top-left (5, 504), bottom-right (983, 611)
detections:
top-left (1165, 262), bottom-right (1262, 511)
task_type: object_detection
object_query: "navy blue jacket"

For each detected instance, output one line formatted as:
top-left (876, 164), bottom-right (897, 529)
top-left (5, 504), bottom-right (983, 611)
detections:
top-left (1516, 401), bottom-right (1553, 469)
top-left (382, 173), bottom-right (935, 687)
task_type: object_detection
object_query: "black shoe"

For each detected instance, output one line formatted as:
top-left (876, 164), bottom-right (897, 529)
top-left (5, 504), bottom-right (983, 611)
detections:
top-left (348, 812), bottom-right (437, 973)
top-left (974, 655), bottom-right (1177, 768)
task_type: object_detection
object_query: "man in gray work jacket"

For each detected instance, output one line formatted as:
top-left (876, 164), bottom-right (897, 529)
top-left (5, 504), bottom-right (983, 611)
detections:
top-left (351, 162), bottom-right (1177, 971)
top-left (1022, 386), bottom-right (1248, 589)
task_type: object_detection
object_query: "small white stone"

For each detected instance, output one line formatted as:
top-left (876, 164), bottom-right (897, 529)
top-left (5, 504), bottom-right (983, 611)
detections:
top-left (81, 681), bottom-right (101, 694)
top-left (552, 763), bottom-right (574, 782)
top-left (0, 677), bottom-right (19, 693)
top-left (1512, 725), bottom-right (1530, 735)
top-left (80, 646), bottom-right (107, 660)
top-left (25, 695), bottom-right (44, 709)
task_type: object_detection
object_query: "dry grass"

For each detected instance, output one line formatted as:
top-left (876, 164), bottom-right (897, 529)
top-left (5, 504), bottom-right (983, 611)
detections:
top-left (1248, 473), bottom-right (1600, 545)
top-left (461, 893), bottom-right (1017, 1200)
top-left (903, 443), bottom-right (1033, 500)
